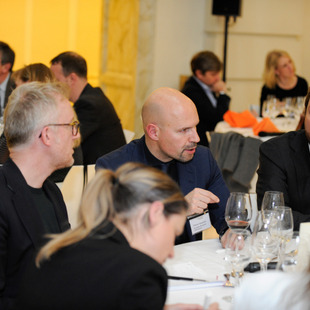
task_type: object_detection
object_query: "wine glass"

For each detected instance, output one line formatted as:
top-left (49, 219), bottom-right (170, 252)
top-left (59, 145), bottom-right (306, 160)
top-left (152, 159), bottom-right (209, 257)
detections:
top-left (251, 210), bottom-right (279, 272)
top-left (276, 207), bottom-right (294, 242)
top-left (223, 229), bottom-right (252, 302)
top-left (273, 207), bottom-right (294, 268)
top-left (261, 191), bottom-right (284, 211)
top-left (225, 192), bottom-right (252, 231)
top-left (280, 231), bottom-right (300, 272)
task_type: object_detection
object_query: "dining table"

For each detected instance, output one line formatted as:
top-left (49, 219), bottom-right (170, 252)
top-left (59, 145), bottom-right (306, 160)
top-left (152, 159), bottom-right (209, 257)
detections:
top-left (164, 239), bottom-right (237, 310)
top-left (214, 117), bottom-right (299, 141)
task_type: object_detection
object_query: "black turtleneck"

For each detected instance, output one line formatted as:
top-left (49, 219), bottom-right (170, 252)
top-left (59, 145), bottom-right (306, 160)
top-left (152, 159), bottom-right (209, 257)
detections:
top-left (143, 142), bottom-right (179, 184)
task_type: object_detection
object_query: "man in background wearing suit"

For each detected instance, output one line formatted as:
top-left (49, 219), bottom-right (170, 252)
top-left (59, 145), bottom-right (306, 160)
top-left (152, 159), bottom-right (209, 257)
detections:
top-left (0, 42), bottom-right (15, 115)
top-left (257, 90), bottom-right (310, 230)
top-left (182, 51), bottom-right (230, 147)
top-left (0, 82), bottom-right (74, 309)
top-left (96, 87), bottom-right (230, 245)
top-left (50, 51), bottom-right (126, 165)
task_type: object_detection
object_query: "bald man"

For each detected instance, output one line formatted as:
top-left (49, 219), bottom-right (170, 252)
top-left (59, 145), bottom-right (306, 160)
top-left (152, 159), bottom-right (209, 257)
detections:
top-left (96, 87), bottom-right (230, 245)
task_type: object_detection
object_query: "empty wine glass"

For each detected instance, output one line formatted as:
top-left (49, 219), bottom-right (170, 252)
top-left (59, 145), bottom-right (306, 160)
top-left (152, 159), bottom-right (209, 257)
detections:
top-left (225, 192), bottom-right (252, 231)
top-left (223, 229), bottom-right (252, 302)
top-left (273, 207), bottom-right (294, 269)
top-left (261, 191), bottom-right (284, 211)
top-left (276, 207), bottom-right (294, 242)
top-left (251, 210), bottom-right (279, 272)
top-left (280, 231), bottom-right (300, 272)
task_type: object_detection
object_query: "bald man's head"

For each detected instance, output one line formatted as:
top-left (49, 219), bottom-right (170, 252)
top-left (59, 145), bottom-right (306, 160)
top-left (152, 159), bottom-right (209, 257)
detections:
top-left (141, 87), bottom-right (200, 163)
top-left (142, 87), bottom-right (197, 131)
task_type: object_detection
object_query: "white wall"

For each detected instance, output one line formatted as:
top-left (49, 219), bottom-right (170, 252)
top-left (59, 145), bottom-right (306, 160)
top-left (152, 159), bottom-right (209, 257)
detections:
top-left (204, 0), bottom-right (307, 112)
top-left (149, 0), bottom-right (310, 114)
top-left (151, 0), bottom-right (206, 90)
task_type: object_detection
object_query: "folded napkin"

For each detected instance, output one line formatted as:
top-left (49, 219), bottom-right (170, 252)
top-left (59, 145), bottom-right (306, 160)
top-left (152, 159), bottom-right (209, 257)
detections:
top-left (223, 110), bottom-right (258, 128)
top-left (252, 117), bottom-right (280, 136)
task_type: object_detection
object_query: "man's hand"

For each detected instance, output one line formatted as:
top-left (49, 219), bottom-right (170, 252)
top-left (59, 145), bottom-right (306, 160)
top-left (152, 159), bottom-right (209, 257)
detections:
top-left (185, 188), bottom-right (219, 216)
top-left (220, 228), bottom-right (231, 248)
top-left (211, 80), bottom-right (227, 93)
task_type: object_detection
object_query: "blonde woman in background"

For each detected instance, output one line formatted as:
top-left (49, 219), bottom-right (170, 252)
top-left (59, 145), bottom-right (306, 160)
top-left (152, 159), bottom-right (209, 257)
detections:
top-left (15, 162), bottom-right (218, 310)
top-left (260, 50), bottom-right (308, 116)
top-left (12, 63), bottom-right (56, 86)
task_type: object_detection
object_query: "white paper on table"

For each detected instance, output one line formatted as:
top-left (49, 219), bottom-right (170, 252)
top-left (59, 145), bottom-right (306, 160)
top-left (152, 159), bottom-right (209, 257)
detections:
top-left (168, 280), bottom-right (226, 291)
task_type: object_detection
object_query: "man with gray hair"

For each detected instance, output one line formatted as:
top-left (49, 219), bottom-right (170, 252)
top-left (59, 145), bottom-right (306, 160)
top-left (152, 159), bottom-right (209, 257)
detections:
top-left (0, 82), bottom-right (77, 309)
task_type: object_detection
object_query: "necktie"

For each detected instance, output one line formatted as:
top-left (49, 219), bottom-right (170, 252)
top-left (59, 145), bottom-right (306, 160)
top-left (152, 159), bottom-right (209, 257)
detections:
top-left (206, 88), bottom-right (217, 108)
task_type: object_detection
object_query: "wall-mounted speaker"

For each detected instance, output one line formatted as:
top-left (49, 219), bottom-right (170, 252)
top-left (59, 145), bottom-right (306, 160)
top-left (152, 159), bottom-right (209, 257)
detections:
top-left (212, 0), bottom-right (242, 17)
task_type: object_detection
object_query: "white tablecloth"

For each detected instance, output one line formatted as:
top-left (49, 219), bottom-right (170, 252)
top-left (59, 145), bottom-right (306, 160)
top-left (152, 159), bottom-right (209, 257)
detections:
top-left (163, 239), bottom-right (233, 309)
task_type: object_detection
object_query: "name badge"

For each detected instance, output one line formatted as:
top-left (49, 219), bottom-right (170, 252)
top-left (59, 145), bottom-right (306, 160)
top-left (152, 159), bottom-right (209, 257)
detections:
top-left (188, 211), bottom-right (212, 235)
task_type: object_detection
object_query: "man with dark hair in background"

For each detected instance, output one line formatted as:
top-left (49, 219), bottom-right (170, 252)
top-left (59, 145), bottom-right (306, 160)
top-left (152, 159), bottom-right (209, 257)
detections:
top-left (182, 51), bottom-right (230, 147)
top-left (51, 51), bottom-right (126, 165)
top-left (0, 42), bottom-right (15, 115)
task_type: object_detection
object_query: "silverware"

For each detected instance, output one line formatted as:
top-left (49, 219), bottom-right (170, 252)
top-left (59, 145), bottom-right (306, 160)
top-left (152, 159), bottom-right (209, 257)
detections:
top-left (223, 273), bottom-right (234, 287)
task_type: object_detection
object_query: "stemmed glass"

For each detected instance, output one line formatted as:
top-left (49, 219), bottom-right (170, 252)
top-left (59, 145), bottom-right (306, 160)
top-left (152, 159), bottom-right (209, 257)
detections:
top-left (223, 229), bottom-right (252, 302)
top-left (273, 207), bottom-right (294, 268)
top-left (280, 231), bottom-right (300, 272)
top-left (262, 97), bottom-right (279, 119)
top-left (251, 210), bottom-right (279, 272)
top-left (261, 191), bottom-right (284, 211)
top-left (225, 192), bottom-right (252, 231)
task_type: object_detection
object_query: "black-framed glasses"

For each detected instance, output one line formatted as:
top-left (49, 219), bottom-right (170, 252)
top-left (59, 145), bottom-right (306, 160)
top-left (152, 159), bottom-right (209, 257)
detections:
top-left (39, 120), bottom-right (80, 138)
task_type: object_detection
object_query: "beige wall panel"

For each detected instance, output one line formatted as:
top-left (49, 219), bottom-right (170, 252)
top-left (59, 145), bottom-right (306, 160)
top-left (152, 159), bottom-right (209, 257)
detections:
top-left (0, 0), bottom-right (27, 69)
top-left (0, 0), bottom-right (102, 86)
top-left (31, 0), bottom-right (71, 65)
top-left (101, 0), bottom-right (139, 131)
top-left (205, 0), bottom-right (304, 36)
top-left (228, 80), bottom-right (262, 113)
top-left (204, 0), bottom-right (306, 113)
top-left (152, 0), bottom-right (206, 90)
top-left (226, 35), bottom-right (303, 79)
top-left (75, 0), bottom-right (103, 86)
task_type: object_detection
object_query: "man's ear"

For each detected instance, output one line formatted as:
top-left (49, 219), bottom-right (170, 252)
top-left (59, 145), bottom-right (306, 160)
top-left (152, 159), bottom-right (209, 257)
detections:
top-left (195, 69), bottom-right (203, 79)
top-left (67, 72), bottom-right (78, 85)
top-left (145, 123), bottom-right (159, 141)
top-left (0, 63), bottom-right (11, 74)
top-left (148, 201), bottom-right (164, 227)
top-left (40, 126), bottom-right (52, 146)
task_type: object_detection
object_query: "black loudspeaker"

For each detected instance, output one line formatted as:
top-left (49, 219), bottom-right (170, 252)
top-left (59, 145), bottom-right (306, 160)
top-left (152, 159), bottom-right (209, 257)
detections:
top-left (212, 0), bottom-right (242, 16)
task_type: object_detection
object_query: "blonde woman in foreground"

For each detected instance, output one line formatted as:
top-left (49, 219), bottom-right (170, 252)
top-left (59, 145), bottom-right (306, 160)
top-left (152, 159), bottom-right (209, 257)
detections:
top-left (15, 162), bottom-right (218, 310)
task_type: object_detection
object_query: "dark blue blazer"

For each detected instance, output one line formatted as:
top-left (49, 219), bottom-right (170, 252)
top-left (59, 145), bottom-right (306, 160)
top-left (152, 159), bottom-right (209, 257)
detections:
top-left (96, 136), bottom-right (229, 240)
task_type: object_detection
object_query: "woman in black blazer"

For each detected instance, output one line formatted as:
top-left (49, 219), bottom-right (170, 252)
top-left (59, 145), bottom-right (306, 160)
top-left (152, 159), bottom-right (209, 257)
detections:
top-left (15, 163), bottom-right (218, 310)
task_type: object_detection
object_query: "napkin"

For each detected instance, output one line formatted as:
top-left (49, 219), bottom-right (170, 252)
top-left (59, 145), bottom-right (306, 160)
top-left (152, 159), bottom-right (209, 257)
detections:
top-left (252, 118), bottom-right (280, 136)
top-left (223, 110), bottom-right (258, 128)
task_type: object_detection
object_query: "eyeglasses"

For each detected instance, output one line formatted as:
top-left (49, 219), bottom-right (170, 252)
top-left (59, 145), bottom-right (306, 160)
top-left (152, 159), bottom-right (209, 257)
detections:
top-left (39, 120), bottom-right (80, 138)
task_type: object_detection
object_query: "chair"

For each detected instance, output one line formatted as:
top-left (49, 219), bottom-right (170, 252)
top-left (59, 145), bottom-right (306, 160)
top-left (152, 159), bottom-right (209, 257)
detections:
top-left (202, 226), bottom-right (219, 240)
top-left (87, 164), bottom-right (96, 184)
top-left (123, 129), bottom-right (135, 143)
top-left (61, 165), bottom-right (84, 229)
top-left (61, 165), bottom-right (98, 229)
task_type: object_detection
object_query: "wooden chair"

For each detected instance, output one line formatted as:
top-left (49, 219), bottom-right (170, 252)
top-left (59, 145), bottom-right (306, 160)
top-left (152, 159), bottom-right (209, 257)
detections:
top-left (61, 165), bottom-right (84, 229)
top-left (202, 226), bottom-right (219, 240)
